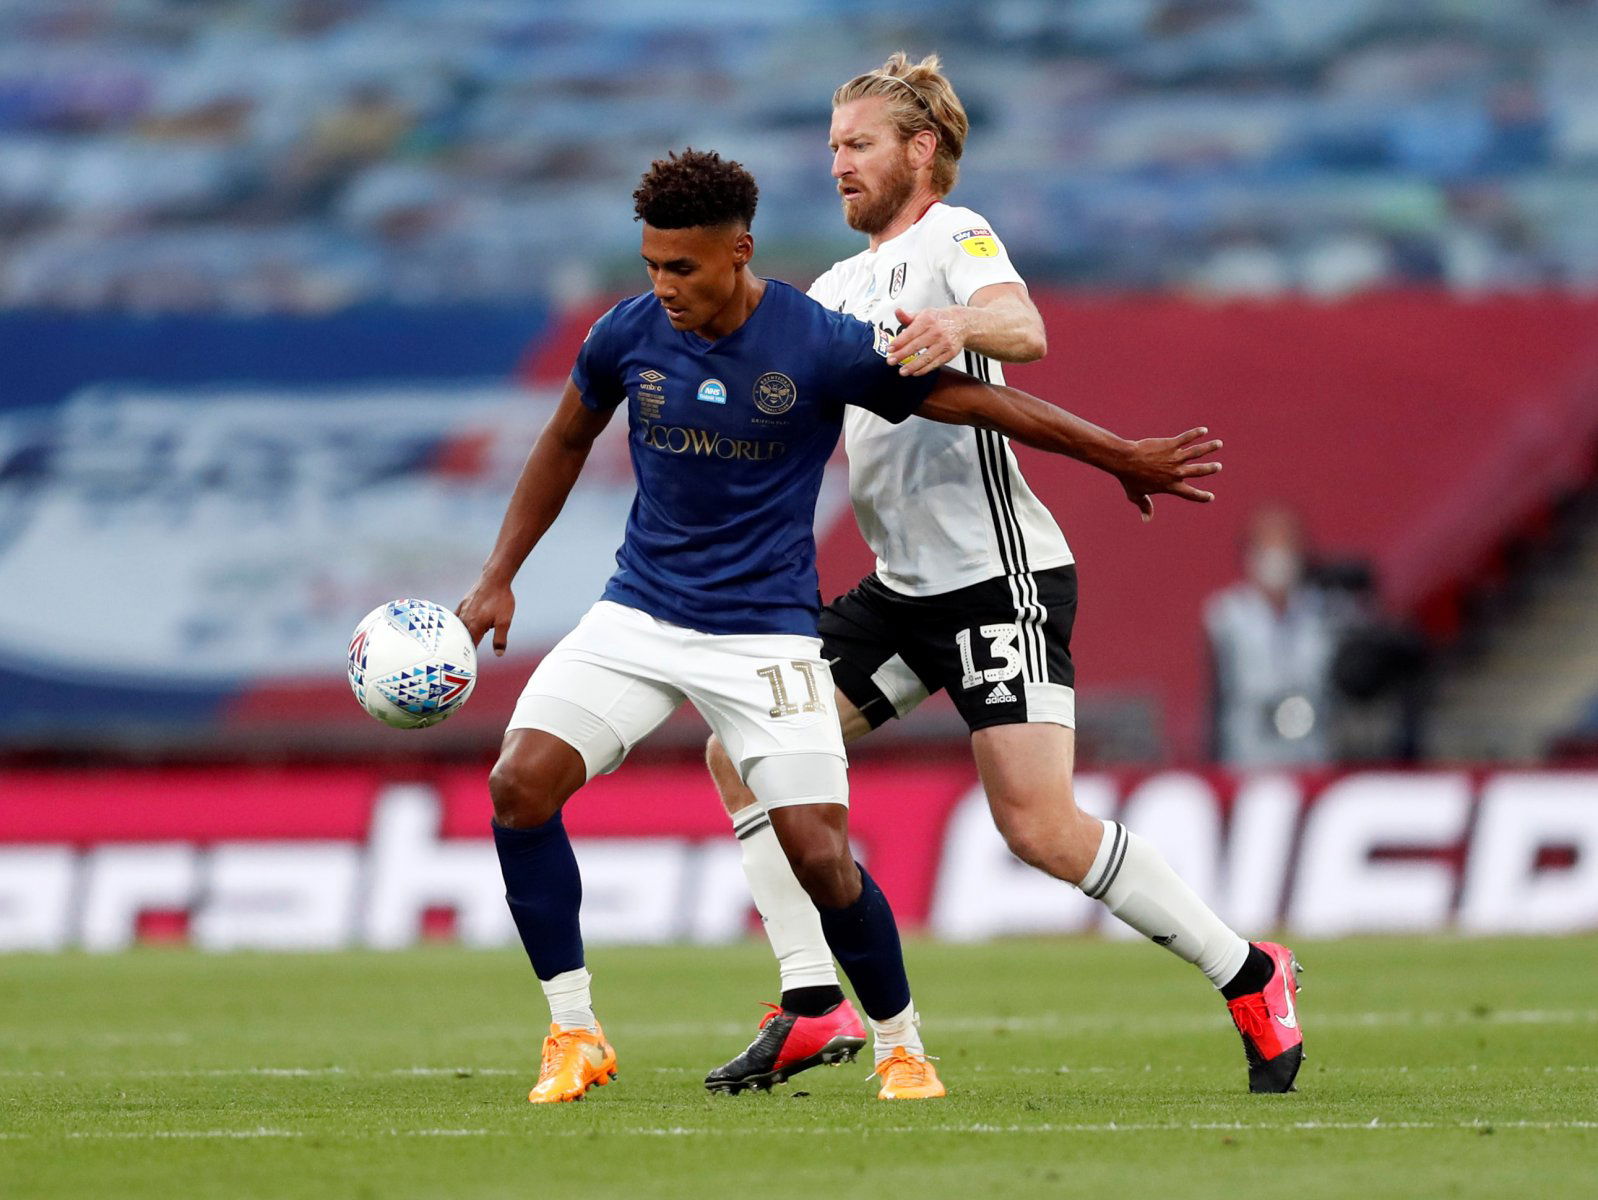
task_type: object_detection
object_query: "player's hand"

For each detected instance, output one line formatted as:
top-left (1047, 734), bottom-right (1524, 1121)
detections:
top-left (456, 576), bottom-right (516, 656)
top-left (886, 306), bottom-right (970, 376)
top-left (1115, 427), bottom-right (1223, 523)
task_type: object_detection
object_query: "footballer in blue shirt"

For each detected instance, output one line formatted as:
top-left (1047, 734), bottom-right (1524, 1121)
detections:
top-left (456, 149), bottom-right (1222, 1104)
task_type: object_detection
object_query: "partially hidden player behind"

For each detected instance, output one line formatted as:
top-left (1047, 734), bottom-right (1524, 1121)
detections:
top-left (457, 146), bottom-right (1227, 1104)
top-left (701, 53), bottom-right (1304, 1098)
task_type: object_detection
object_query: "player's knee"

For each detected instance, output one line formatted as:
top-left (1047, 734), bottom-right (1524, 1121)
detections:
top-left (488, 759), bottom-right (540, 827)
top-left (991, 802), bottom-right (1091, 884)
top-left (488, 753), bottom-right (569, 829)
top-left (787, 840), bottom-right (861, 909)
top-left (997, 820), bottom-right (1055, 873)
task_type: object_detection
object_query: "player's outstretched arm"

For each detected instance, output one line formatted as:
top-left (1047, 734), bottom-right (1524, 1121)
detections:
top-left (917, 368), bottom-right (1221, 522)
top-left (884, 283), bottom-right (1046, 376)
top-left (457, 378), bottom-right (615, 655)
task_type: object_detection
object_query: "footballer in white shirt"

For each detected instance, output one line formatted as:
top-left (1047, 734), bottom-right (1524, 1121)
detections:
top-left (704, 53), bottom-right (1305, 1099)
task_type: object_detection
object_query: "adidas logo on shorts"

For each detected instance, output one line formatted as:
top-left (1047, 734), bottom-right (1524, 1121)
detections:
top-left (986, 681), bottom-right (1018, 705)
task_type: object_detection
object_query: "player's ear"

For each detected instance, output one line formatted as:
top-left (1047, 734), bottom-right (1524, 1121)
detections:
top-left (732, 228), bottom-right (754, 267)
top-left (908, 128), bottom-right (937, 172)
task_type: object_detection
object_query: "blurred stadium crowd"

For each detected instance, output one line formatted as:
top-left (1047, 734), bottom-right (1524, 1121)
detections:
top-left (2, 0), bottom-right (1596, 313)
top-left (5, 0), bottom-right (1598, 768)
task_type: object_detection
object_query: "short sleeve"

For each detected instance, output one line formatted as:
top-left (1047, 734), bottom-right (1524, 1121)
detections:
top-left (936, 211), bottom-right (1026, 306)
top-left (570, 304), bottom-right (627, 412)
top-left (807, 267), bottom-right (839, 310)
top-left (823, 310), bottom-right (935, 424)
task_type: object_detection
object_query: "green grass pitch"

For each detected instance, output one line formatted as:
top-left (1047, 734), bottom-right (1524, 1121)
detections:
top-left (2, 935), bottom-right (1594, 1198)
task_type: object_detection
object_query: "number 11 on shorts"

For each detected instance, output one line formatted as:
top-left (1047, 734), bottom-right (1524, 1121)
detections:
top-left (757, 661), bottom-right (825, 718)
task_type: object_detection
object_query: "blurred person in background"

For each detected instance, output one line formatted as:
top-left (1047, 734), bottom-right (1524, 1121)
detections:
top-left (702, 52), bottom-right (1305, 1100)
top-left (1321, 559), bottom-right (1431, 764)
top-left (1207, 504), bottom-right (1430, 766)
top-left (1206, 504), bottom-right (1341, 767)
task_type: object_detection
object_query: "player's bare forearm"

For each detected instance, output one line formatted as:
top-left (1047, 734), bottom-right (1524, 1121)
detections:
top-left (886, 283), bottom-right (1046, 375)
top-left (459, 380), bottom-right (612, 653)
top-left (920, 370), bottom-right (1128, 468)
top-left (918, 369), bottom-right (1222, 519)
top-left (959, 287), bottom-right (1047, 363)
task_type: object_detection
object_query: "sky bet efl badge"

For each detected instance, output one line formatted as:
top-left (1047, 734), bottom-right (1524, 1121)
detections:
top-left (696, 378), bottom-right (727, 404)
top-left (954, 228), bottom-right (1000, 257)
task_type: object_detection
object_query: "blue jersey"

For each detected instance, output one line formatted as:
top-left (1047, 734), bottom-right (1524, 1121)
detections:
top-left (572, 279), bottom-right (935, 636)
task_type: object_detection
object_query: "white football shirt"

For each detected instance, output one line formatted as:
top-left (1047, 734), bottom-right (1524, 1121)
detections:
top-left (809, 201), bottom-right (1073, 597)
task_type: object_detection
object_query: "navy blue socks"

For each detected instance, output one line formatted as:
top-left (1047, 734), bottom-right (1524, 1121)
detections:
top-left (492, 814), bottom-right (584, 981)
top-left (815, 863), bottom-right (912, 1022)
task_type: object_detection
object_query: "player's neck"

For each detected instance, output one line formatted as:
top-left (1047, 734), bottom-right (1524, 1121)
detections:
top-left (694, 272), bottom-right (768, 342)
top-left (867, 188), bottom-right (942, 251)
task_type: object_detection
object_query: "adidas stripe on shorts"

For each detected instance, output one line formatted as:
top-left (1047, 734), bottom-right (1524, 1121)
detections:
top-left (819, 564), bottom-right (1077, 734)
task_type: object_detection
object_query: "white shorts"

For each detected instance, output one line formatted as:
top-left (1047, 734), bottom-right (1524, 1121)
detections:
top-left (508, 601), bottom-right (847, 785)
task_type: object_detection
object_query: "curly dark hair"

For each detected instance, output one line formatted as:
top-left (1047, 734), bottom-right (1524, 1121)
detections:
top-left (632, 148), bottom-right (759, 230)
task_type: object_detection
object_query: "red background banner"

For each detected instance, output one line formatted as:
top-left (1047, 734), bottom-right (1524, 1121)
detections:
top-left (6, 761), bottom-right (1596, 950)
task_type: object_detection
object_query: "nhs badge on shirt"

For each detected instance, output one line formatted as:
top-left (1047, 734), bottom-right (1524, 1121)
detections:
top-left (697, 378), bottom-right (728, 404)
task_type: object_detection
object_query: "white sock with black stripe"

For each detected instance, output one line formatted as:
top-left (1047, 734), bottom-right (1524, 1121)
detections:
top-left (1081, 820), bottom-right (1250, 988)
top-left (731, 806), bottom-right (840, 991)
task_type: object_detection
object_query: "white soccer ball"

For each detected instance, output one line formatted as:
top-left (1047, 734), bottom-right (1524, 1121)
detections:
top-left (346, 598), bottom-right (478, 729)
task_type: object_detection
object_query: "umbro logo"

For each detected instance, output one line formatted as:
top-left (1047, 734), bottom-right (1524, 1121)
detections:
top-left (985, 681), bottom-right (1017, 705)
top-left (639, 369), bottom-right (666, 384)
top-left (1152, 934), bottom-right (1177, 947)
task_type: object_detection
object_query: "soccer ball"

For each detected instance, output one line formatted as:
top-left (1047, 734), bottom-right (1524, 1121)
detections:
top-left (346, 598), bottom-right (478, 729)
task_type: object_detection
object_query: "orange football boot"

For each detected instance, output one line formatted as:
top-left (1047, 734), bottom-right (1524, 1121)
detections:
top-left (527, 1023), bottom-right (617, 1103)
top-left (872, 1047), bottom-right (946, 1099)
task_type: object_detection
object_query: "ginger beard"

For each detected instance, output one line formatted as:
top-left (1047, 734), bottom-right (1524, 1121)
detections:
top-left (839, 143), bottom-right (917, 235)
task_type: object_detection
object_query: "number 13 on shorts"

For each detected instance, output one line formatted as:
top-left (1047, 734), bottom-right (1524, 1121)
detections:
top-left (955, 622), bottom-right (1022, 691)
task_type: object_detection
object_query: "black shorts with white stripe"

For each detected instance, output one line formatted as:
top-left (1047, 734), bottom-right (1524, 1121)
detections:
top-left (819, 565), bottom-right (1077, 734)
